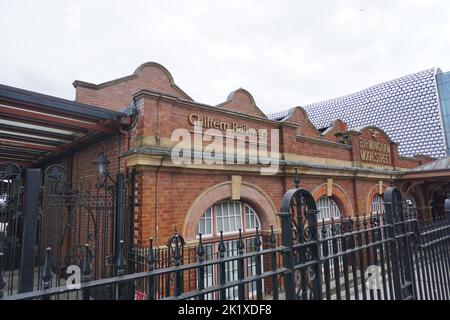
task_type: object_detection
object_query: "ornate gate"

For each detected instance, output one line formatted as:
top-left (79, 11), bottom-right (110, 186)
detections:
top-left (0, 162), bottom-right (23, 296)
top-left (279, 187), bottom-right (322, 300)
top-left (0, 161), bottom-right (132, 298)
top-left (40, 165), bottom-right (118, 280)
top-left (384, 187), bottom-right (415, 300)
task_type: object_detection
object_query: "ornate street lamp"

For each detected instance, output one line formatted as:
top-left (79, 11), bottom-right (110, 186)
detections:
top-left (94, 152), bottom-right (114, 188)
top-left (93, 152), bottom-right (126, 285)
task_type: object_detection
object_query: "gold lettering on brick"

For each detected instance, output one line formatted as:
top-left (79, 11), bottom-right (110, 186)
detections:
top-left (188, 113), bottom-right (267, 137)
top-left (359, 136), bottom-right (391, 165)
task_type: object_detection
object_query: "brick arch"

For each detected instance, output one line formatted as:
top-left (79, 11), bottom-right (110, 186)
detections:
top-left (400, 181), bottom-right (413, 193)
top-left (312, 183), bottom-right (354, 217)
top-left (182, 181), bottom-right (278, 240)
top-left (405, 183), bottom-right (426, 208)
top-left (366, 183), bottom-right (388, 214)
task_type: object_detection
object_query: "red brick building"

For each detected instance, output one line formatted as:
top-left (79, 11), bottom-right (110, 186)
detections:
top-left (0, 61), bottom-right (441, 252)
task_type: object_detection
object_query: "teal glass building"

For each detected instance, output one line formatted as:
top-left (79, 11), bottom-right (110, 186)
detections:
top-left (437, 70), bottom-right (450, 156)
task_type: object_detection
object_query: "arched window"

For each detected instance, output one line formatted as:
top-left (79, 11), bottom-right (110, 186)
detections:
top-left (196, 201), bottom-right (261, 299)
top-left (316, 196), bottom-right (343, 279)
top-left (197, 207), bottom-right (212, 237)
top-left (371, 194), bottom-right (385, 214)
top-left (197, 201), bottom-right (260, 238)
top-left (317, 196), bottom-right (342, 240)
top-left (317, 196), bottom-right (341, 221)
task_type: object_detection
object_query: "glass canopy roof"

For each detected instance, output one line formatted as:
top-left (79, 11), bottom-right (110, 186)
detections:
top-left (0, 83), bottom-right (125, 166)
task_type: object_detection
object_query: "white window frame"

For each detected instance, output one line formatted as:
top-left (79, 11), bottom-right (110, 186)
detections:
top-left (197, 207), bottom-right (213, 238)
top-left (316, 197), bottom-right (343, 280)
top-left (196, 201), bottom-right (262, 300)
top-left (244, 204), bottom-right (259, 232)
top-left (197, 201), bottom-right (261, 237)
top-left (215, 201), bottom-right (243, 236)
top-left (371, 194), bottom-right (385, 214)
top-left (317, 196), bottom-right (341, 221)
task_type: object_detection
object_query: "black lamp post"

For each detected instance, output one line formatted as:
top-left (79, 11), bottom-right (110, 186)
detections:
top-left (93, 151), bottom-right (127, 293)
top-left (94, 152), bottom-right (113, 188)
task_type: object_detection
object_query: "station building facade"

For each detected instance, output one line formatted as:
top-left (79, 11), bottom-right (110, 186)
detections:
top-left (0, 62), bottom-right (440, 251)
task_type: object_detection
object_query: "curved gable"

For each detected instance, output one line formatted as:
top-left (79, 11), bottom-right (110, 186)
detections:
top-left (133, 62), bottom-right (192, 101)
top-left (73, 62), bottom-right (193, 111)
top-left (281, 106), bottom-right (321, 137)
top-left (216, 88), bottom-right (267, 118)
top-left (321, 119), bottom-right (349, 141)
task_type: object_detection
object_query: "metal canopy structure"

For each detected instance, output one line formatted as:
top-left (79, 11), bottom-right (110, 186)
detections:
top-left (0, 83), bottom-right (125, 166)
top-left (402, 156), bottom-right (450, 180)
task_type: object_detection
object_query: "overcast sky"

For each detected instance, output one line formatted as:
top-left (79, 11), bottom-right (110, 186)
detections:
top-left (0, 0), bottom-right (449, 114)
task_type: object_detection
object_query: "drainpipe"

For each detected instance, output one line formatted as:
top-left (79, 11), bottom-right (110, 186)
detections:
top-left (155, 96), bottom-right (161, 146)
top-left (154, 155), bottom-right (165, 247)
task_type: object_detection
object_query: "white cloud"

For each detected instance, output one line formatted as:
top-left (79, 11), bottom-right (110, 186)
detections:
top-left (0, 0), bottom-right (449, 113)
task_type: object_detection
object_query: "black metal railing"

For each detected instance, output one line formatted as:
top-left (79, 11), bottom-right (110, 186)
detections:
top-left (128, 231), bottom-right (281, 300)
top-left (0, 162), bottom-right (132, 299)
top-left (1, 185), bottom-right (450, 300)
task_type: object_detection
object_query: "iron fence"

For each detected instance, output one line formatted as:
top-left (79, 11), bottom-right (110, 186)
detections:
top-left (0, 162), bottom-right (132, 298)
top-left (128, 231), bottom-right (282, 300)
top-left (1, 184), bottom-right (450, 300)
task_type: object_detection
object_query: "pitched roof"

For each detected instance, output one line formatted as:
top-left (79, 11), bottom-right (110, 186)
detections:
top-left (268, 69), bottom-right (447, 158)
top-left (409, 156), bottom-right (450, 172)
top-left (0, 83), bottom-right (124, 120)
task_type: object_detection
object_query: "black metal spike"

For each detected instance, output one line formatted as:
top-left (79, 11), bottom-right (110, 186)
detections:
top-left (294, 168), bottom-right (300, 189)
top-left (355, 214), bottom-right (361, 231)
top-left (269, 225), bottom-right (276, 246)
top-left (173, 235), bottom-right (180, 263)
top-left (363, 213), bottom-right (368, 229)
top-left (348, 216), bottom-right (354, 232)
top-left (81, 244), bottom-right (92, 277)
top-left (42, 247), bottom-right (53, 288)
top-left (331, 217), bottom-right (336, 236)
top-left (321, 218), bottom-right (327, 239)
top-left (237, 229), bottom-right (245, 253)
top-left (218, 231), bottom-right (226, 257)
top-left (197, 233), bottom-right (205, 259)
top-left (254, 227), bottom-right (262, 249)
top-left (340, 216), bottom-right (345, 233)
